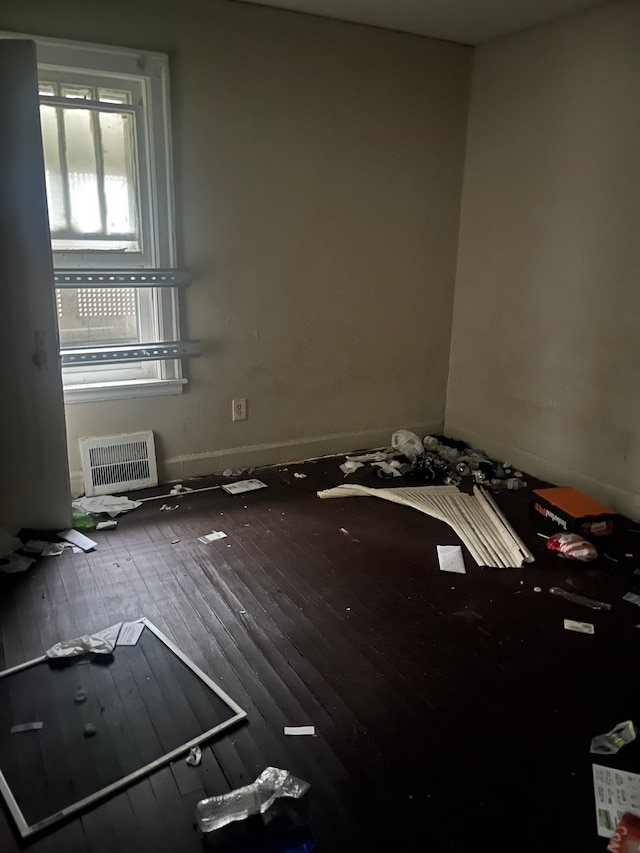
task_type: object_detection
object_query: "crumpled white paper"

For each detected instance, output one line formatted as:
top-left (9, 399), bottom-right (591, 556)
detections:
top-left (45, 622), bottom-right (123, 658)
top-left (72, 496), bottom-right (142, 518)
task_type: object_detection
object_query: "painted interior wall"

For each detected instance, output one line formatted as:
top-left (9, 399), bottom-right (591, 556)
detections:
top-left (446, 1), bottom-right (640, 517)
top-left (1, 0), bottom-right (471, 493)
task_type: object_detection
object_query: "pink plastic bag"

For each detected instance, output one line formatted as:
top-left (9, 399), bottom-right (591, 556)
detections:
top-left (547, 532), bottom-right (597, 562)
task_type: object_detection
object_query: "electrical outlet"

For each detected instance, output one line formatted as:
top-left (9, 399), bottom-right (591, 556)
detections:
top-left (232, 398), bottom-right (247, 421)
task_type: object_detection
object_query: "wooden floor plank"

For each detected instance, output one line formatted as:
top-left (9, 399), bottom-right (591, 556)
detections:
top-left (0, 461), bottom-right (637, 850)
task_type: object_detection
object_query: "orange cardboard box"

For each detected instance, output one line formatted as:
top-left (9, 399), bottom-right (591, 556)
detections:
top-left (531, 486), bottom-right (616, 537)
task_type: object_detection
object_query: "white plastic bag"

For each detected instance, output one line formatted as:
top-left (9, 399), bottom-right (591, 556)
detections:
top-left (391, 430), bottom-right (423, 462)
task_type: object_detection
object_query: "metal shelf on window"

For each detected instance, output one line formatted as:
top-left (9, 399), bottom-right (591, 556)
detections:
top-left (54, 269), bottom-right (191, 288)
top-left (61, 340), bottom-right (201, 366)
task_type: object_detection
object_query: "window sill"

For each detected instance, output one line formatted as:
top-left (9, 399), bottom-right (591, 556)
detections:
top-left (63, 377), bottom-right (186, 404)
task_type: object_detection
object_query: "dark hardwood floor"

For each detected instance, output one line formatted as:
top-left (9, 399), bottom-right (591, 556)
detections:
top-left (1, 459), bottom-right (639, 851)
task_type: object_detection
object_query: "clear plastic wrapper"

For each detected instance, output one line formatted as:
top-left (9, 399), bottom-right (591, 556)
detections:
top-left (591, 720), bottom-right (636, 755)
top-left (196, 766), bottom-right (310, 833)
top-left (549, 586), bottom-right (612, 610)
top-left (391, 430), bottom-right (424, 462)
top-left (547, 532), bottom-right (598, 561)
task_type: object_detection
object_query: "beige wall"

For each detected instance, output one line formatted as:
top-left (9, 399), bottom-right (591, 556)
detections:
top-left (446, 1), bottom-right (640, 517)
top-left (1, 0), bottom-right (471, 492)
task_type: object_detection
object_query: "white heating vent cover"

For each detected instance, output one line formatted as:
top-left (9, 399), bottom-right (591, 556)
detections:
top-left (79, 431), bottom-right (158, 496)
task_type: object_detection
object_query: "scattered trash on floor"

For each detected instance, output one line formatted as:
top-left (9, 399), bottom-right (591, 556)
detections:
top-left (83, 724), bottom-right (97, 738)
top-left (346, 451), bottom-right (387, 463)
top-left (223, 468), bottom-right (245, 478)
top-left (591, 720), bottom-right (636, 755)
top-left (593, 764), bottom-right (640, 839)
top-left (96, 520), bottom-right (117, 530)
top-left (222, 479), bottom-right (268, 495)
top-left (563, 618), bottom-right (594, 635)
top-left (549, 587), bottom-right (612, 610)
top-left (607, 811), bottom-right (640, 850)
top-left (320, 484), bottom-right (533, 568)
top-left (284, 726), bottom-right (316, 736)
top-left (74, 688), bottom-right (87, 704)
top-left (1, 554), bottom-right (35, 574)
top-left (293, 473), bottom-right (307, 479)
top-left (117, 621), bottom-right (145, 646)
top-left (340, 460), bottom-right (364, 476)
top-left (57, 529), bottom-right (97, 553)
top-left (196, 767), bottom-right (310, 833)
top-left (198, 531), bottom-right (227, 544)
top-left (533, 587), bottom-right (542, 592)
top-left (186, 745), bottom-right (202, 766)
top-left (391, 430), bottom-right (424, 462)
top-left (72, 495), bottom-right (142, 517)
top-left (604, 553), bottom-right (620, 563)
top-left (170, 483), bottom-right (193, 495)
top-left (337, 433), bottom-right (531, 490)
top-left (546, 532), bottom-right (597, 562)
top-left (159, 504), bottom-right (179, 512)
top-left (437, 545), bottom-right (466, 574)
top-left (371, 460), bottom-right (403, 478)
top-left (10, 722), bottom-right (43, 733)
top-left (171, 539), bottom-right (180, 544)
top-left (622, 592), bottom-right (640, 608)
top-left (46, 622), bottom-right (122, 658)
top-left (23, 540), bottom-right (71, 556)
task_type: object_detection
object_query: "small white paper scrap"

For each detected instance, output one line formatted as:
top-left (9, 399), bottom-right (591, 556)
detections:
top-left (96, 520), bottom-right (117, 531)
top-left (284, 726), bottom-right (316, 736)
top-left (222, 479), bottom-right (268, 495)
top-left (623, 592), bottom-right (640, 607)
top-left (186, 745), bottom-right (202, 766)
top-left (564, 618), bottom-right (594, 635)
top-left (593, 764), bottom-right (640, 838)
top-left (437, 545), bottom-right (466, 574)
top-left (11, 722), bottom-right (43, 733)
top-left (117, 621), bottom-right (145, 646)
top-left (198, 531), bottom-right (227, 544)
top-left (57, 529), bottom-right (97, 552)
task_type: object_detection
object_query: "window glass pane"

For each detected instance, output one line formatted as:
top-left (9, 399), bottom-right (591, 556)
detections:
top-left (63, 108), bottom-right (102, 233)
top-left (57, 287), bottom-right (139, 346)
top-left (98, 89), bottom-right (131, 104)
top-left (39, 82), bottom-right (57, 96)
top-left (39, 105), bottom-right (67, 231)
top-left (100, 112), bottom-right (137, 236)
top-left (61, 84), bottom-right (94, 99)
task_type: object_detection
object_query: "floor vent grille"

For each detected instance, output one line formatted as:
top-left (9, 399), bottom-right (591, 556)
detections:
top-left (79, 431), bottom-right (158, 496)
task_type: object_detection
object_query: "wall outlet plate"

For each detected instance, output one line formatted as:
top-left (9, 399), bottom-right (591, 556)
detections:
top-left (232, 398), bottom-right (247, 421)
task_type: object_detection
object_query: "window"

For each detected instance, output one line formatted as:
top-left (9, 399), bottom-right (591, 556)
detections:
top-left (11, 33), bottom-right (189, 401)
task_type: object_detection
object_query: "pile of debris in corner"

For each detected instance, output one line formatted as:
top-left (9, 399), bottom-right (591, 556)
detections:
top-left (340, 429), bottom-right (527, 491)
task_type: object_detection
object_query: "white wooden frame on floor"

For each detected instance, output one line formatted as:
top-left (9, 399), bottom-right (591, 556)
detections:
top-left (0, 618), bottom-right (247, 838)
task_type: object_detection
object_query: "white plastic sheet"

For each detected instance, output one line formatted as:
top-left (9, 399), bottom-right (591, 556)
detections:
top-left (72, 495), bottom-right (142, 518)
top-left (45, 622), bottom-right (122, 658)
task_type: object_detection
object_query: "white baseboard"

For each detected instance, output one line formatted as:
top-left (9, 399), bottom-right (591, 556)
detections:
top-left (69, 421), bottom-right (443, 497)
top-left (446, 421), bottom-right (640, 521)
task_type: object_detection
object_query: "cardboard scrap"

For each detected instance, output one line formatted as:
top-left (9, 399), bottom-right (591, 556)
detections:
top-left (284, 726), bottom-right (316, 736)
top-left (564, 618), bottom-right (594, 635)
top-left (198, 531), bottom-right (227, 544)
top-left (222, 479), bottom-right (267, 495)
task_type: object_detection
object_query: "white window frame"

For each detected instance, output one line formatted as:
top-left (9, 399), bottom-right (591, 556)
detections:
top-left (2, 31), bottom-right (185, 402)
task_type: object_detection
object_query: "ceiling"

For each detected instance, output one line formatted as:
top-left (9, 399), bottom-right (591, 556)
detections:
top-left (232, 0), bottom-right (611, 45)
